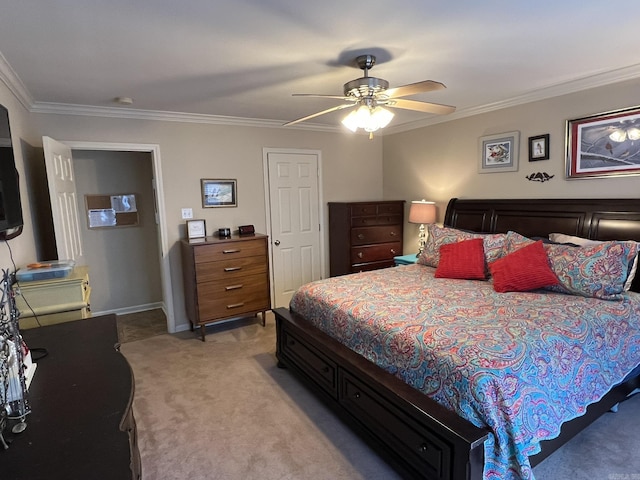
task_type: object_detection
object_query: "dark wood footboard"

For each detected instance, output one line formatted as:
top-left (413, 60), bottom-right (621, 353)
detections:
top-left (274, 307), bottom-right (489, 480)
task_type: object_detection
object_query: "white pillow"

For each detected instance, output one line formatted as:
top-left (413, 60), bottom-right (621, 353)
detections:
top-left (549, 233), bottom-right (638, 291)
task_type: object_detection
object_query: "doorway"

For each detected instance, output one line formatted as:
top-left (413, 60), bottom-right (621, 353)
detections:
top-left (53, 140), bottom-right (175, 333)
top-left (263, 148), bottom-right (324, 308)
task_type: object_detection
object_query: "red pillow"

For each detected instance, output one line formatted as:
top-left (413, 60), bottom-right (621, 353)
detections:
top-left (435, 238), bottom-right (486, 280)
top-left (489, 240), bottom-right (558, 292)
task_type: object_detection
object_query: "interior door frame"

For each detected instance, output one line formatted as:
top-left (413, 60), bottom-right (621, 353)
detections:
top-left (262, 147), bottom-right (326, 307)
top-left (61, 140), bottom-right (175, 333)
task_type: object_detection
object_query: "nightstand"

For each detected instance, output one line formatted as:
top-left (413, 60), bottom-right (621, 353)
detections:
top-left (394, 253), bottom-right (419, 265)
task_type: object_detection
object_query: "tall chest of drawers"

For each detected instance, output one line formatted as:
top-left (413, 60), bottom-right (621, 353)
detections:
top-left (180, 234), bottom-right (271, 340)
top-left (329, 201), bottom-right (405, 277)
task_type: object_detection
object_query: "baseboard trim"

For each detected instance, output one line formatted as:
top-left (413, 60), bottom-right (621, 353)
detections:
top-left (93, 302), bottom-right (165, 317)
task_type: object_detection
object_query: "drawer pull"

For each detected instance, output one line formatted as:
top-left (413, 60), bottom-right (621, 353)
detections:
top-left (357, 234), bottom-right (365, 240)
top-left (390, 249), bottom-right (397, 255)
top-left (223, 249), bottom-right (241, 254)
top-left (226, 302), bottom-right (245, 309)
top-left (353, 392), bottom-right (361, 399)
top-left (390, 231), bottom-right (397, 236)
top-left (225, 284), bottom-right (244, 291)
top-left (224, 267), bottom-right (242, 272)
top-left (418, 443), bottom-right (429, 454)
top-left (357, 252), bottom-right (363, 259)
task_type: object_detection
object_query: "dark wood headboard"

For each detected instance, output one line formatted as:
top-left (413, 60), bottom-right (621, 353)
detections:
top-left (444, 197), bottom-right (640, 291)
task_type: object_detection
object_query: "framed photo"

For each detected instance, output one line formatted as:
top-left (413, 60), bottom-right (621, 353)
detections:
top-left (478, 131), bottom-right (519, 173)
top-left (528, 134), bottom-right (549, 161)
top-left (567, 105), bottom-right (640, 179)
top-left (186, 219), bottom-right (206, 239)
top-left (201, 179), bottom-right (237, 207)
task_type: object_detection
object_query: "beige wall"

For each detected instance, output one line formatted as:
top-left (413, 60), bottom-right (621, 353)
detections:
top-left (29, 114), bottom-right (383, 331)
top-left (0, 83), bottom-right (39, 272)
top-left (383, 78), bottom-right (640, 254)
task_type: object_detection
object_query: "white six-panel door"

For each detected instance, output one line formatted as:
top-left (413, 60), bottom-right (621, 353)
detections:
top-left (265, 149), bottom-right (322, 308)
top-left (43, 136), bottom-right (85, 265)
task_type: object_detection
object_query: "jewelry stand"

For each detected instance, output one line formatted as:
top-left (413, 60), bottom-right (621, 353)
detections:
top-left (0, 269), bottom-right (30, 449)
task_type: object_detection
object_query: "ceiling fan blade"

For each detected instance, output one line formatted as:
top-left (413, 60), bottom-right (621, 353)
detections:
top-left (387, 98), bottom-right (456, 115)
top-left (293, 94), bottom-right (352, 100)
top-left (284, 103), bottom-right (354, 126)
top-left (385, 80), bottom-right (446, 98)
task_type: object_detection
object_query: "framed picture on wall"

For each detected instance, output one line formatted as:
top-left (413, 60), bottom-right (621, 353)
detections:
top-left (566, 106), bottom-right (640, 179)
top-left (528, 134), bottom-right (549, 161)
top-left (478, 131), bottom-right (520, 173)
top-left (201, 179), bottom-right (237, 207)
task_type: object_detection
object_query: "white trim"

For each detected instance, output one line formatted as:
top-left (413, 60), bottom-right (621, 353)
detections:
top-left (62, 140), bottom-right (176, 334)
top-left (0, 50), bottom-right (33, 110)
top-left (93, 301), bottom-right (164, 317)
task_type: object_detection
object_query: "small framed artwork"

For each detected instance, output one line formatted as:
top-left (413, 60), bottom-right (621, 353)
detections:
top-left (528, 134), bottom-right (550, 161)
top-left (478, 131), bottom-right (520, 173)
top-left (201, 179), bottom-right (237, 208)
top-left (566, 105), bottom-right (640, 179)
top-left (186, 219), bottom-right (206, 239)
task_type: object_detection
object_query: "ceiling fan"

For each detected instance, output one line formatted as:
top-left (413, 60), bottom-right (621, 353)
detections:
top-left (284, 54), bottom-right (455, 137)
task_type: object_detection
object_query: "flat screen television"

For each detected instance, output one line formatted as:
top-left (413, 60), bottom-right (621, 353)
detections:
top-left (0, 104), bottom-right (23, 240)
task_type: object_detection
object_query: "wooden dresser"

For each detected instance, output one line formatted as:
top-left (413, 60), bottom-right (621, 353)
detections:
top-left (3, 315), bottom-right (140, 480)
top-left (329, 201), bottom-right (405, 277)
top-left (180, 234), bottom-right (271, 340)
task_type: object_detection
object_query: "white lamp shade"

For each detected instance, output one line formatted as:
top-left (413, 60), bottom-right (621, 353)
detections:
top-left (409, 200), bottom-right (436, 224)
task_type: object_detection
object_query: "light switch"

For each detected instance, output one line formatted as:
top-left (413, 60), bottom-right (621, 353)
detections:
top-left (181, 208), bottom-right (193, 219)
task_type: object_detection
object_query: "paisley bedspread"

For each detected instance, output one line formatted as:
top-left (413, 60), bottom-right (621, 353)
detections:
top-left (289, 264), bottom-right (640, 480)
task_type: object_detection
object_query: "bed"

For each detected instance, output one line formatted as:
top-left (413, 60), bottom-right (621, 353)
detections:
top-left (273, 197), bottom-right (640, 480)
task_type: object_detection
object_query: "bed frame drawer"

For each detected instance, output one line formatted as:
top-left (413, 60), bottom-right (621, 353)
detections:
top-left (280, 329), bottom-right (338, 398)
top-left (339, 371), bottom-right (452, 480)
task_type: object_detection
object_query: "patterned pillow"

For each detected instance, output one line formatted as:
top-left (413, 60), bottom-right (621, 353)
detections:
top-left (549, 233), bottom-right (638, 292)
top-left (503, 231), bottom-right (639, 300)
top-left (435, 238), bottom-right (487, 280)
top-left (418, 224), bottom-right (506, 267)
top-left (489, 241), bottom-right (558, 292)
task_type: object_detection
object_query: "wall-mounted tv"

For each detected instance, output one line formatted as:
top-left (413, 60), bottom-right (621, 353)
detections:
top-left (0, 104), bottom-right (23, 240)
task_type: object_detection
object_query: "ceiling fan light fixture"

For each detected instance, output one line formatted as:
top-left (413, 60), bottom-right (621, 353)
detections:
top-left (342, 105), bottom-right (394, 134)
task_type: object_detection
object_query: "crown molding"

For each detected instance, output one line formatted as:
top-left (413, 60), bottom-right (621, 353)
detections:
top-left (0, 51), bottom-right (33, 110)
top-left (29, 101), bottom-right (341, 132)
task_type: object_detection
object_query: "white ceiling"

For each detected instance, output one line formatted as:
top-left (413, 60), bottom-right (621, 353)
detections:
top-left (1, 0), bottom-right (640, 133)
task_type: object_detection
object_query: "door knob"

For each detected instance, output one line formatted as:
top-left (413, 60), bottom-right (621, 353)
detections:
top-left (274, 240), bottom-right (280, 246)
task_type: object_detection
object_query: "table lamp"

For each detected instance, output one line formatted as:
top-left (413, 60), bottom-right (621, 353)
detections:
top-left (408, 200), bottom-right (436, 256)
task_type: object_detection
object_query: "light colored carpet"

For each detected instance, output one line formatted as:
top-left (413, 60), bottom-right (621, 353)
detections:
top-left (120, 312), bottom-right (640, 480)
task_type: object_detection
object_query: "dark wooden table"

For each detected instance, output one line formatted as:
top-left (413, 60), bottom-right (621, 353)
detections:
top-left (1, 315), bottom-right (139, 480)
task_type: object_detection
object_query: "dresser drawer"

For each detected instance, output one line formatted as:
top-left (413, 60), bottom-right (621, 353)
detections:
top-left (194, 238), bottom-right (266, 264)
top-left (350, 204), bottom-right (378, 216)
top-left (351, 226), bottom-right (402, 246)
top-left (351, 214), bottom-right (402, 227)
top-left (351, 242), bottom-right (402, 263)
top-left (197, 278), bottom-right (270, 320)
top-left (351, 260), bottom-right (395, 273)
top-left (196, 255), bottom-right (267, 282)
top-left (377, 203), bottom-right (403, 215)
top-left (340, 371), bottom-right (451, 479)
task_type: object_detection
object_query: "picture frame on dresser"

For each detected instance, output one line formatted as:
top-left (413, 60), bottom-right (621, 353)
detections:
top-left (186, 219), bottom-right (206, 239)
